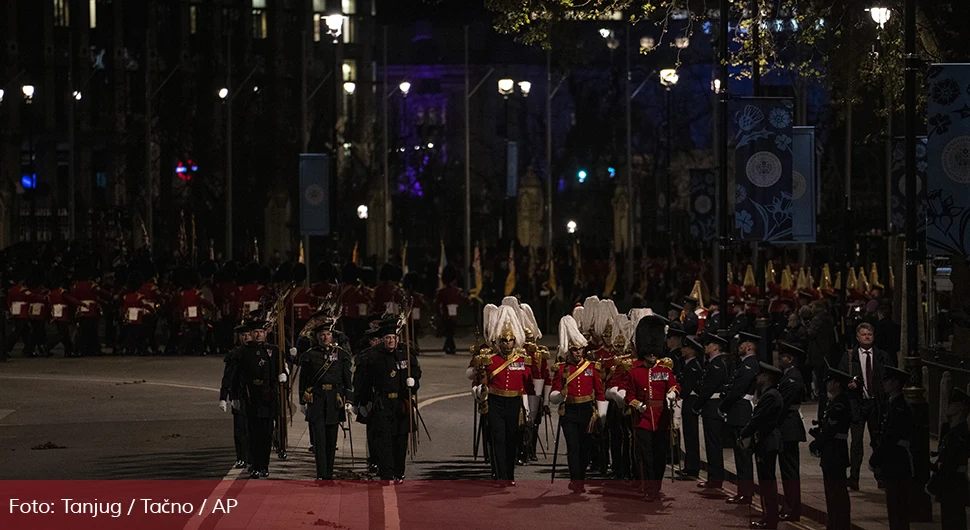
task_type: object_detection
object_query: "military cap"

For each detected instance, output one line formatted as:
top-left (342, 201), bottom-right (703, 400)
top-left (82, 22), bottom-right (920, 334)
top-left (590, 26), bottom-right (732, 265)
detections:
top-left (705, 333), bottom-right (729, 347)
top-left (778, 341), bottom-right (805, 357)
top-left (685, 337), bottom-right (705, 352)
top-left (378, 323), bottom-right (399, 338)
top-left (826, 368), bottom-right (853, 385)
top-left (234, 322), bottom-right (253, 333)
top-left (684, 296), bottom-right (699, 305)
top-left (950, 387), bottom-right (969, 404)
top-left (882, 365), bottom-right (911, 383)
top-left (759, 362), bottom-right (783, 375)
top-left (666, 322), bottom-right (686, 338)
top-left (670, 303), bottom-right (684, 312)
top-left (708, 296), bottom-right (720, 306)
top-left (737, 331), bottom-right (762, 343)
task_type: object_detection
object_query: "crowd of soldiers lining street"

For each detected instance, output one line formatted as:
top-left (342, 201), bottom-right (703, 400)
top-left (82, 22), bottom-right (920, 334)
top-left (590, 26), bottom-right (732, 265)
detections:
top-left (2, 246), bottom-right (967, 530)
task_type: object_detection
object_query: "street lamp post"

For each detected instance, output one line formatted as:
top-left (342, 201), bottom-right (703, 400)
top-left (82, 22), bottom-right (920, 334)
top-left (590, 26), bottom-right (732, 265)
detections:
top-left (660, 69), bottom-right (679, 272)
top-left (464, 25), bottom-right (494, 293)
top-left (497, 78), bottom-right (529, 243)
top-left (717, 0), bottom-right (732, 338)
top-left (22, 84), bottom-right (35, 242)
top-left (326, 12), bottom-right (345, 249)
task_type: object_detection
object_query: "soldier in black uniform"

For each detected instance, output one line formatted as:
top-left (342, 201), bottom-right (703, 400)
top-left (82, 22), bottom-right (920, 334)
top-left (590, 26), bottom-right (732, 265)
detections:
top-left (298, 323), bottom-right (353, 481)
top-left (740, 362), bottom-right (785, 528)
top-left (927, 387), bottom-right (970, 530)
top-left (869, 366), bottom-right (914, 530)
top-left (682, 296), bottom-right (700, 337)
top-left (665, 323), bottom-right (686, 377)
top-left (230, 323), bottom-right (287, 478)
top-left (695, 333), bottom-right (730, 489)
top-left (719, 331), bottom-right (762, 504)
top-left (353, 326), bottom-right (383, 474)
top-left (677, 337), bottom-right (704, 480)
top-left (809, 366), bottom-right (853, 530)
top-left (777, 342), bottom-right (807, 522)
top-left (355, 322), bottom-right (421, 483)
top-left (219, 322), bottom-right (253, 469)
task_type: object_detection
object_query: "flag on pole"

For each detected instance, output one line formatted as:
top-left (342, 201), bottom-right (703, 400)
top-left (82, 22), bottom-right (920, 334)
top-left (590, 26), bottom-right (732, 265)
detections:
top-left (504, 243), bottom-right (515, 296)
top-left (470, 243), bottom-right (483, 303)
top-left (437, 241), bottom-right (446, 290)
top-left (253, 238), bottom-right (259, 263)
top-left (401, 241), bottom-right (409, 275)
top-left (209, 239), bottom-right (215, 261)
top-left (299, 241), bottom-right (305, 264)
top-left (351, 242), bottom-right (359, 266)
top-left (572, 240), bottom-right (582, 287)
top-left (603, 251), bottom-right (617, 297)
top-left (547, 254), bottom-right (557, 296)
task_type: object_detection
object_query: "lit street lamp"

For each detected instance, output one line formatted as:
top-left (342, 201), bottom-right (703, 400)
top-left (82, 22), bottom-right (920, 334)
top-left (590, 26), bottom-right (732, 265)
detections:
top-left (517, 81), bottom-right (531, 97)
top-left (867, 5), bottom-right (892, 29)
top-left (22, 84), bottom-right (34, 102)
top-left (357, 204), bottom-right (369, 219)
top-left (660, 69), bottom-right (679, 87)
top-left (343, 81), bottom-right (356, 95)
top-left (0, 88), bottom-right (4, 104)
top-left (398, 81), bottom-right (410, 97)
top-left (72, 90), bottom-right (82, 101)
top-left (218, 87), bottom-right (228, 99)
top-left (324, 13), bottom-right (345, 42)
top-left (566, 220), bottom-right (577, 234)
top-left (497, 78), bottom-right (514, 98)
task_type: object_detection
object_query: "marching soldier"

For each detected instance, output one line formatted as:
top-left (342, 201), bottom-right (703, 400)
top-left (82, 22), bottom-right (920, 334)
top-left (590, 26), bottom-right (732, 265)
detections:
top-left (231, 322), bottom-right (288, 478)
top-left (72, 259), bottom-right (106, 357)
top-left (46, 266), bottom-right (77, 358)
top-left (519, 302), bottom-right (549, 464)
top-left (471, 304), bottom-right (531, 485)
top-left (682, 296), bottom-right (700, 337)
top-left (809, 366), bottom-right (853, 530)
top-left (121, 271), bottom-right (153, 356)
top-left (549, 315), bottom-right (607, 492)
top-left (354, 325), bottom-right (383, 474)
top-left (927, 387), bottom-right (969, 529)
top-left (220, 322), bottom-right (253, 469)
top-left (619, 315), bottom-right (680, 501)
top-left (695, 333), bottom-right (730, 489)
top-left (777, 342), bottom-right (807, 522)
top-left (719, 331), bottom-right (762, 505)
top-left (435, 267), bottom-right (465, 355)
top-left (355, 321), bottom-right (421, 483)
top-left (739, 362), bottom-right (785, 529)
top-left (677, 337), bottom-right (705, 480)
top-left (587, 299), bottom-right (617, 474)
top-left (178, 269), bottom-right (216, 356)
top-left (869, 366), bottom-right (914, 530)
top-left (606, 313), bottom-right (635, 480)
top-left (298, 323), bottom-right (354, 481)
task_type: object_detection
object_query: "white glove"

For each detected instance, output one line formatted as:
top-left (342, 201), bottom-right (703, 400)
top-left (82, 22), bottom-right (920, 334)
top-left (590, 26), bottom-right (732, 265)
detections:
top-left (605, 386), bottom-right (617, 401)
top-left (465, 367), bottom-right (477, 380)
top-left (613, 389), bottom-right (627, 406)
top-left (596, 400), bottom-right (609, 424)
top-left (230, 399), bottom-right (240, 410)
top-left (406, 377), bottom-right (415, 388)
top-left (299, 404), bottom-right (307, 415)
top-left (528, 395), bottom-right (540, 422)
top-left (549, 390), bottom-right (564, 405)
top-left (638, 402), bottom-right (648, 413)
top-left (666, 389), bottom-right (679, 402)
top-left (533, 379), bottom-right (545, 397)
top-left (289, 347), bottom-right (298, 358)
top-left (471, 384), bottom-right (482, 401)
top-left (285, 364), bottom-right (291, 375)
top-left (344, 403), bottom-right (354, 416)
top-left (521, 395), bottom-right (531, 419)
top-left (219, 400), bottom-right (228, 413)
top-left (278, 373), bottom-right (287, 383)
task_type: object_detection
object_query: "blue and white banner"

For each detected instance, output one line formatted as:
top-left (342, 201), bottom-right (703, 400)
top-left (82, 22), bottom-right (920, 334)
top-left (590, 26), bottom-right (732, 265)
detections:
top-left (890, 136), bottom-right (927, 234)
top-left (299, 153), bottom-right (330, 236)
top-left (731, 98), bottom-right (794, 242)
top-left (926, 64), bottom-right (970, 257)
top-left (786, 126), bottom-right (817, 243)
top-left (689, 168), bottom-right (716, 243)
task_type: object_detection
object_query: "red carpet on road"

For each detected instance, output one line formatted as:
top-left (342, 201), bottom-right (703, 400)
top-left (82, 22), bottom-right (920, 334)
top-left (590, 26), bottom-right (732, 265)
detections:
top-left (1, 480), bottom-right (769, 530)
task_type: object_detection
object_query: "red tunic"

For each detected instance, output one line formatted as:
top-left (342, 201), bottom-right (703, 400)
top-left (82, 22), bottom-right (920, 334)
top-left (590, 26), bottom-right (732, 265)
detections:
top-left (311, 281), bottom-right (337, 305)
top-left (481, 351), bottom-right (532, 397)
top-left (339, 284), bottom-right (372, 318)
top-left (373, 282), bottom-right (405, 315)
top-left (551, 360), bottom-right (605, 403)
top-left (237, 283), bottom-right (268, 315)
top-left (434, 285), bottom-right (464, 321)
top-left (179, 289), bottom-right (214, 323)
top-left (7, 285), bottom-right (29, 320)
top-left (409, 292), bottom-right (427, 323)
top-left (27, 290), bottom-right (49, 321)
top-left (525, 343), bottom-right (550, 384)
top-left (620, 361), bottom-right (680, 431)
top-left (48, 288), bottom-right (78, 323)
top-left (287, 286), bottom-right (314, 320)
top-left (72, 281), bottom-right (102, 320)
top-left (122, 292), bottom-right (152, 324)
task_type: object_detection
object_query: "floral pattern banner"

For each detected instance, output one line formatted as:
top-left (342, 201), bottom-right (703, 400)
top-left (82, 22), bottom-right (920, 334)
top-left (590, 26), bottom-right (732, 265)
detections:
top-left (689, 168), bottom-right (717, 244)
top-left (890, 136), bottom-right (927, 234)
top-left (731, 98), bottom-right (794, 242)
top-left (926, 64), bottom-right (970, 257)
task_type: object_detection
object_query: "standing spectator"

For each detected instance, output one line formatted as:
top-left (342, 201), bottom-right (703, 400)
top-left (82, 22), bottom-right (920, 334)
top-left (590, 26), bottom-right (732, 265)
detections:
top-left (838, 322), bottom-right (896, 491)
top-left (434, 267), bottom-right (465, 355)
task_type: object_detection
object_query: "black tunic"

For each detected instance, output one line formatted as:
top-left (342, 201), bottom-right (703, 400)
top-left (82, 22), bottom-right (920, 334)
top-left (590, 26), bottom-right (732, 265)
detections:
top-left (298, 345), bottom-right (353, 425)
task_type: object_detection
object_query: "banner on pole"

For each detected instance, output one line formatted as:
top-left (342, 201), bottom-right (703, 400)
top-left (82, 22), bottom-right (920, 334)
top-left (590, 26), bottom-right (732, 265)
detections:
top-left (689, 168), bottom-right (716, 243)
top-left (890, 136), bottom-right (927, 234)
top-left (299, 153), bottom-right (330, 236)
top-left (785, 126), bottom-right (817, 243)
top-left (731, 97), bottom-right (794, 242)
top-left (926, 63), bottom-right (970, 257)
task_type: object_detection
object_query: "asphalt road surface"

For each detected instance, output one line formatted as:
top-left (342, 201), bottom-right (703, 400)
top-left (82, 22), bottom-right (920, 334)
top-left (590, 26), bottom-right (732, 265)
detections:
top-left (0, 353), bottom-right (821, 530)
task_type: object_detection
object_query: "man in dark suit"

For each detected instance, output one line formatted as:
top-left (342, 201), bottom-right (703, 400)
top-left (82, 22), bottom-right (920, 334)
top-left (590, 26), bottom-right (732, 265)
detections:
top-left (677, 337), bottom-right (705, 480)
top-left (869, 366), bottom-right (914, 530)
top-left (694, 334), bottom-right (730, 489)
top-left (777, 342), bottom-right (808, 522)
top-left (719, 331), bottom-right (762, 504)
top-left (837, 322), bottom-right (896, 490)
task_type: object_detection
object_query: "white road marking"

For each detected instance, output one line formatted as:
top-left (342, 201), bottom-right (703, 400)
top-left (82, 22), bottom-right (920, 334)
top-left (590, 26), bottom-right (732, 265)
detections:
top-left (0, 374), bottom-right (219, 393)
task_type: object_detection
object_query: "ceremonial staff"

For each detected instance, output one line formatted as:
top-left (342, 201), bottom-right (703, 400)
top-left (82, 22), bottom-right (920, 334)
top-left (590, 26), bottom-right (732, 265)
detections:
top-left (404, 300), bottom-right (418, 459)
top-left (267, 287), bottom-right (293, 460)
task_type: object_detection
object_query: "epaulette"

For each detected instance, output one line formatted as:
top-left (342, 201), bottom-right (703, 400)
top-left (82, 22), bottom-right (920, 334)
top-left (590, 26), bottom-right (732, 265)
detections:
top-left (536, 345), bottom-right (551, 360)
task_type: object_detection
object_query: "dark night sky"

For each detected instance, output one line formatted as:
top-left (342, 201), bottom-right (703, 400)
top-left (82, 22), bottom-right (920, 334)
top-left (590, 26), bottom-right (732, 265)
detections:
top-left (376, 0), bottom-right (490, 24)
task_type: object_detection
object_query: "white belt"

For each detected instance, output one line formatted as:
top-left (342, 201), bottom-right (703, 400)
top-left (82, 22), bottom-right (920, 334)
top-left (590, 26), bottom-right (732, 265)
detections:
top-left (897, 440), bottom-right (911, 448)
top-left (710, 393), bottom-right (721, 399)
top-left (834, 433), bottom-right (848, 440)
top-left (743, 394), bottom-right (755, 402)
top-left (789, 405), bottom-right (801, 411)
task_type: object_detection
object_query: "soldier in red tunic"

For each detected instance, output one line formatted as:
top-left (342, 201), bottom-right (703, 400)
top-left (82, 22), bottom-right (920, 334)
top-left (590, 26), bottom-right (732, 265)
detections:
top-left (72, 258), bottom-right (105, 356)
top-left (471, 304), bottom-right (532, 485)
top-left (619, 315), bottom-right (681, 501)
top-left (121, 271), bottom-right (153, 356)
top-left (137, 262), bottom-right (163, 355)
top-left (25, 271), bottom-right (50, 357)
top-left (374, 264), bottom-right (405, 316)
top-left (549, 315), bottom-right (608, 492)
top-left (402, 272), bottom-right (426, 349)
top-left (311, 261), bottom-right (338, 306)
top-left (435, 267), bottom-right (466, 355)
top-left (178, 269), bottom-right (216, 356)
top-left (338, 263), bottom-right (371, 347)
top-left (237, 263), bottom-right (269, 319)
top-left (288, 263), bottom-right (313, 337)
top-left (46, 265), bottom-right (79, 357)
top-left (5, 270), bottom-right (31, 356)
top-left (518, 302), bottom-right (550, 463)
